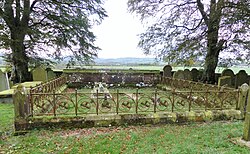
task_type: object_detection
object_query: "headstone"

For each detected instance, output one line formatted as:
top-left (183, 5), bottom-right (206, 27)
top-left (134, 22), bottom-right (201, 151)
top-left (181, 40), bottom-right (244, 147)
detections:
top-left (221, 69), bottom-right (235, 87)
top-left (218, 76), bottom-right (231, 87)
top-left (32, 66), bottom-right (47, 82)
top-left (191, 68), bottom-right (199, 82)
top-left (46, 68), bottom-right (56, 80)
top-left (183, 69), bottom-right (192, 81)
top-left (0, 69), bottom-right (9, 91)
top-left (163, 65), bottom-right (172, 78)
top-left (235, 70), bottom-right (248, 89)
top-left (173, 70), bottom-right (185, 80)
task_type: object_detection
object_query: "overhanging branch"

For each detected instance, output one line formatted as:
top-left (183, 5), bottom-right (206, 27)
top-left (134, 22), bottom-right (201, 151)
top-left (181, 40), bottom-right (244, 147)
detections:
top-left (197, 0), bottom-right (209, 26)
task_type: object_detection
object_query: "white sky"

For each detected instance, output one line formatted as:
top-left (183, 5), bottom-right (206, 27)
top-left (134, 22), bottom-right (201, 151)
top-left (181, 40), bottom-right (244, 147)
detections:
top-left (92, 0), bottom-right (152, 58)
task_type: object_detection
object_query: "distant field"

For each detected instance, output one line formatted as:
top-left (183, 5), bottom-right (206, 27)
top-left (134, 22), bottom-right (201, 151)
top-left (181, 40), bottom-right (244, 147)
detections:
top-left (1, 65), bottom-right (250, 74)
top-left (69, 65), bottom-right (250, 74)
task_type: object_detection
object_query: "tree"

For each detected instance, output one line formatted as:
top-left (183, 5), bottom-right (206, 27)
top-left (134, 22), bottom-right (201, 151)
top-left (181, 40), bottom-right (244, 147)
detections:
top-left (128, 0), bottom-right (250, 83)
top-left (0, 0), bottom-right (107, 83)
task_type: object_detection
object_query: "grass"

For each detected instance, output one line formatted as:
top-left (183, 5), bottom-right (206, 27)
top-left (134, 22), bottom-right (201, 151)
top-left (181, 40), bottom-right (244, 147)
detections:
top-left (0, 103), bottom-right (249, 153)
top-left (0, 103), bottom-right (14, 132)
top-left (0, 103), bottom-right (14, 145)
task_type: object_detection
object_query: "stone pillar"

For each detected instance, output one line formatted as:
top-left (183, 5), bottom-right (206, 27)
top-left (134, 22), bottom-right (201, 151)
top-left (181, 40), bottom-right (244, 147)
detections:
top-left (239, 83), bottom-right (249, 112)
top-left (13, 85), bottom-right (29, 119)
top-left (13, 85), bottom-right (30, 133)
top-left (243, 84), bottom-right (250, 141)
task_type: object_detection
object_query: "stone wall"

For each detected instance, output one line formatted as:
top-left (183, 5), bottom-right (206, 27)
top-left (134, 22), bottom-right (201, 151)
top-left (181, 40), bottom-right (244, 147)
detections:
top-left (64, 69), bottom-right (161, 87)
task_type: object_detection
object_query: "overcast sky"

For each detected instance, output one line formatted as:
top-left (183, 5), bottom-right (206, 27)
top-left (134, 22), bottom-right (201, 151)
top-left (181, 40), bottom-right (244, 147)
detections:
top-left (92, 0), bottom-right (152, 58)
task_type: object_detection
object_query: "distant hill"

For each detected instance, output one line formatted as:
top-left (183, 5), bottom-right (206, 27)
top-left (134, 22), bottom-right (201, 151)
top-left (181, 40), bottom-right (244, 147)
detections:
top-left (94, 57), bottom-right (163, 65)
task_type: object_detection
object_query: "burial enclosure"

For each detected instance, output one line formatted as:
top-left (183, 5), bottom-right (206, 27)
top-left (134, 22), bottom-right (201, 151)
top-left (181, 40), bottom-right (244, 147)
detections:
top-left (12, 66), bottom-right (250, 133)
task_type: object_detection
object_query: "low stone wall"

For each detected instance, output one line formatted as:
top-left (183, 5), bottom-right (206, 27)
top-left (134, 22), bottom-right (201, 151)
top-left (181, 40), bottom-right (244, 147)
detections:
top-left (0, 96), bottom-right (12, 103)
top-left (64, 69), bottom-right (161, 87)
top-left (15, 110), bottom-right (243, 133)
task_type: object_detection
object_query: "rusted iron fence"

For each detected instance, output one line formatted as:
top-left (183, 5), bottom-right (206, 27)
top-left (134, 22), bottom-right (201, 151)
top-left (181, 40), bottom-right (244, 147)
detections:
top-left (18, 76), bottom-right (240, 117)
top-left (28, 88), bottom-right (239, 117)
top-left (30, 75), bottom-right (67, 94)
top-left (161, 77), bottom-right (235, 91)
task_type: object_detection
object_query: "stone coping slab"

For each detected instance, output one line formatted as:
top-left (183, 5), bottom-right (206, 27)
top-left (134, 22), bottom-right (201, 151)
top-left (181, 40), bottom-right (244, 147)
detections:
top-left (0, 81), bottom-right (42, 96)
top-left (231, 138), bottom-right (250, 149)
top-left (14, 110), bottom-right (243, 133)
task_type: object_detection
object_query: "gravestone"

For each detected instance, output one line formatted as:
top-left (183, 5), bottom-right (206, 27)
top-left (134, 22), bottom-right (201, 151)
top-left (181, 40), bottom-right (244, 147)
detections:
top-left (218, 76), bottom-right (231, 87)
top-left (46, 68), bottom-right (56, 80)
top-left (235, 70), bottom-right (248, 89)
top-left (191, 68), bottom-right (199, 82)
top-left (0, 69), bottom-right (9, 91)
top-left (183, 69), bottom-right (192, 81)
top-left (32, 66), bottom-right (47, 82)
top-left (221, 69), bottom-right (235, 87)
top-left (173, 70), bottom-right (185, 80)
top-left (163, 65), bottom-right (172, 78)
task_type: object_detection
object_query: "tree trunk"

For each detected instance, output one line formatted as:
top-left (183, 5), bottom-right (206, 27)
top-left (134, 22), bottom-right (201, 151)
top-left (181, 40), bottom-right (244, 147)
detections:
top-left (202, 51), bottom-right (219, 84)
top-left (10, 30), bottom-right (30, 83)
top-left (202, 28), bottom-right (220, 84)
top-left (201, 0), bottom-right (224, 84)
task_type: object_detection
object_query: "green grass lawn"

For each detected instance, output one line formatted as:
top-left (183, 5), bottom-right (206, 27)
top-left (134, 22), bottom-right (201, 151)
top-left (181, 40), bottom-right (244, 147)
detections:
top-left (0, 103), bottom-right (249, 153)
top-left (0, 103), bottom-right (14, 139)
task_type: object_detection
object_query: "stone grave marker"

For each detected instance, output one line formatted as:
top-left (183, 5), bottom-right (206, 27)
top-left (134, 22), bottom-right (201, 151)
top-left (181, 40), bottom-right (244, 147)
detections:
top-left (163, 65), bottom-right (172, 78)
top-left (235, 70), bottom-right (248, 89)
top-left (46, 68), bottom-right (56, 80)
top-left (218, 76), bottom-right (231, 87)
top-left (0, 69), bottom-right (10, 91)
top-left (191, 68), bottom-right (199, 82)
top-left (173, 70), bottom-right (185, 80)
top-left (183, 69), bottom-right (192, 81)
top-left (32, 66), bottom-right (47, 82)
top-left (221, 69), bottom-right (235, 87)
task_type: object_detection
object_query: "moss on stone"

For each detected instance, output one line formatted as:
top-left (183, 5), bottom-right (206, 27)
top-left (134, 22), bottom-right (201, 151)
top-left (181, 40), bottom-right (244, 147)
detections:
top-left (204, 111), bottom-right (213, 121)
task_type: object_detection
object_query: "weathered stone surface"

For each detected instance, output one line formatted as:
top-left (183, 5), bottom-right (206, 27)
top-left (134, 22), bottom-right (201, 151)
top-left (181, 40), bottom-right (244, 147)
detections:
top-left (238, 83), bottom-right (249, 112)
top-left (163, 65), bottom-right (172, 78)
top-left (173, 70), bottom-right (185, 80)
top-left (46, 68), bottom-right (56, 80)
top-left (243, 86), bottom-right (250, 141)
top-left (32, 66), bottom-right (47, 82)
top-left (221, 69), bottom-right (235, 87)
top-left (13, 85), bottom-right (29, 119)
top-left (218, 76), bottom-right (231, 87)
top-left (14, 110), bottom-right (244, 133)
top-left (65, 70), bottom-right (161, 87)
top-left (183, 69), bottom-right (192, 81)
top-left (191, 68), bottom-right (199, 82)
top-left (235, 70), bottom-right (249, 89)
top-left (0, 69), bottom-right (9, 92)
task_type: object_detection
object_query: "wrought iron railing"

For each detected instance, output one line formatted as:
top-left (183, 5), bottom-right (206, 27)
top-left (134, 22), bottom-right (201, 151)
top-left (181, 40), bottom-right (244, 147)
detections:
top-left (30, 75), bottom-right (67, 94)
top-left (161, 77), bottom-right (235, 91)
top-left (28, 88), bottom-right (239, 117)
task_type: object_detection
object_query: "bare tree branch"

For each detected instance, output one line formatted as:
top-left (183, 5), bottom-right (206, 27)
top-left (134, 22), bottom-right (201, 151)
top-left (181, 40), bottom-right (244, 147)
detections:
top-left (197, 0), bottom-right (209, 26)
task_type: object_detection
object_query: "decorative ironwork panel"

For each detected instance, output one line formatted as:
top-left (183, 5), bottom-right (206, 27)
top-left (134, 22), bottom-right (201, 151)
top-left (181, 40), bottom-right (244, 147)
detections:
top-left (117, 93), bottom-right (135, 113)
top-left (32, 94), bottom-right (54, 115)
